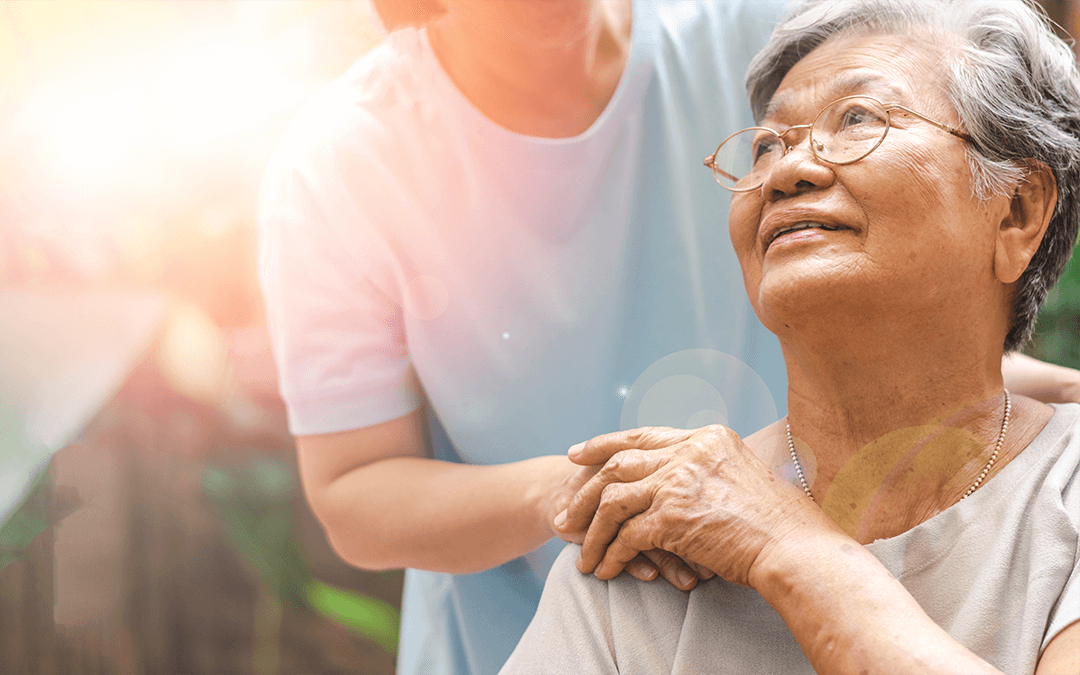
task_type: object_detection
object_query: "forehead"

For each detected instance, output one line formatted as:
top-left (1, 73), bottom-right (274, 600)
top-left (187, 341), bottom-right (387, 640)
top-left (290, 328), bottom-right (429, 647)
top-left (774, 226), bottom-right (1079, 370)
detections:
top-left (765, 31), bottom-right (952, 121)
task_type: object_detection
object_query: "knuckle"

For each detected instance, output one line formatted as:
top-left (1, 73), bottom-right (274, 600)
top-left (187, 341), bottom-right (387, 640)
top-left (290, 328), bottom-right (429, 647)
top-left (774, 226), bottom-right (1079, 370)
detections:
top-left (717, 424), bottom-right (738, 439)
top-left (700, 423), bottom-right (731, 437)
top-left (599, 481), bottom-right (623, 503)
top-left (606, 451), bottom-right (627, 473)
top-left (628, 426), bottom-right (670, 448)
top-left (604, 448), bottom-right (642, 475)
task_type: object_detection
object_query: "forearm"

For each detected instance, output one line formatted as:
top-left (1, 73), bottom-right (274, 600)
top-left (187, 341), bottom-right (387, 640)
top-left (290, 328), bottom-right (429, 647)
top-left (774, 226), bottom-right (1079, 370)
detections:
top-left (314, 454), bottom-right (572, 573)
top-left (1003, 353), bottom-right (1080, 404)
top-left (751, 529), bottom-right (1002, 675)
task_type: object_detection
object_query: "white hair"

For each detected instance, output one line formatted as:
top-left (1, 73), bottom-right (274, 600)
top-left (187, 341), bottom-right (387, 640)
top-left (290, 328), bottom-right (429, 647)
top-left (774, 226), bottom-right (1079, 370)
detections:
top-left (746, 0), bottom-right (1080, 350)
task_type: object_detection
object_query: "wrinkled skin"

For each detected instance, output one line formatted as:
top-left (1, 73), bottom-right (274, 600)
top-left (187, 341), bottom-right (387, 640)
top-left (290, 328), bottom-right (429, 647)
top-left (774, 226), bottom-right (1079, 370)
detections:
top-left (556, 425), bottom-right (825, 585)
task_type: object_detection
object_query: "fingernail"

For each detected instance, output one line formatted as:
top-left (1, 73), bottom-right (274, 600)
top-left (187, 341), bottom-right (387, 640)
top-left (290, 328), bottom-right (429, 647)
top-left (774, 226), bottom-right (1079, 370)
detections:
top-left (553, 509), bottom-right (567, 529)
top-left (568, 442), bottom-right (585, 459)
top-left (642, 566), bottom-right (658, 580)
top-left (677, 571), bottom-right (696, 588)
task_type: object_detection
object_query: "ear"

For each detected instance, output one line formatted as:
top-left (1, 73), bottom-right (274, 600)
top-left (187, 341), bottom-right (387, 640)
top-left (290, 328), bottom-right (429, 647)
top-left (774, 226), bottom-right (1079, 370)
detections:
top-left (994, 161), bottom-right (1057, 284)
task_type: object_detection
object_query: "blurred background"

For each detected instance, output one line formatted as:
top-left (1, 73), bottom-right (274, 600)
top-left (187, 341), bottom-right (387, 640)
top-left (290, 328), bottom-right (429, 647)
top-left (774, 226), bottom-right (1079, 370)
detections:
top-left (0, 1), bottom-right (1076, 674)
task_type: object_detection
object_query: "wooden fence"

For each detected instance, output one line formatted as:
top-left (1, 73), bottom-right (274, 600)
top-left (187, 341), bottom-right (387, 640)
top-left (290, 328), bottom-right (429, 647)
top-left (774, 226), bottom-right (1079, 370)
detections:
top-left (0, 379), bottom-right (401, 675)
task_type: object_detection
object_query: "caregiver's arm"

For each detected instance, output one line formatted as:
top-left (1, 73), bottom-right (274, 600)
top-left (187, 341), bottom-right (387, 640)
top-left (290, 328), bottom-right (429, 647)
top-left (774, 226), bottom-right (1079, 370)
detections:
top-left (1003, 353), bottom-right (1080, 404)
top-left (296, 410), bottom-right (588, 573)
top-left (298, 412), bottom-right (696, 585)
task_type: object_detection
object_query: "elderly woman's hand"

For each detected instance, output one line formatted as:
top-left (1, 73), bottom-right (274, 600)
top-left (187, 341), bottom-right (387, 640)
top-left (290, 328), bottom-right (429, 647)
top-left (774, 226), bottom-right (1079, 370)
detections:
top-left (556, 425), bottom-right (820, 587)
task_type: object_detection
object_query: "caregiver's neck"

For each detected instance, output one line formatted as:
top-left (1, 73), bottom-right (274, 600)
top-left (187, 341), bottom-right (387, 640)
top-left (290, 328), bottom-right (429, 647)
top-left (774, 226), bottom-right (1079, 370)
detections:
top-left (426, 0), bottom-right (632, 138)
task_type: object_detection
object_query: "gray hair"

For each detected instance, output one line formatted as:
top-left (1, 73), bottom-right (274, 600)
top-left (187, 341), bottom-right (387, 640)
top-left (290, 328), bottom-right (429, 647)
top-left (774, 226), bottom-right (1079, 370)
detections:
top-left (746, 0), bottom-right (1080, 351)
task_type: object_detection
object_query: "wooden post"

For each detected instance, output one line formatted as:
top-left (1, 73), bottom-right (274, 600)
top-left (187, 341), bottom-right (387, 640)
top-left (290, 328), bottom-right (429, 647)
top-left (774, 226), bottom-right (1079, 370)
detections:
top-left (0, 479), bottom-right (55, 675)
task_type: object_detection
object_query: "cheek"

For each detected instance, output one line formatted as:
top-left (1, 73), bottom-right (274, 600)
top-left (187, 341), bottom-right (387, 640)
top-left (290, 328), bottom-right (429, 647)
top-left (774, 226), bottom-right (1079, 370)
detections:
top-left (857, 146), bottom-right (995, 283)
top-left (865, 145), bottom-right (941, 210)
top-left (859, 145), bottom-right (966, 246)
top-left (728, 195), bottom-right (762, 262)
top-left (728, 196), bottom-right (766, 312)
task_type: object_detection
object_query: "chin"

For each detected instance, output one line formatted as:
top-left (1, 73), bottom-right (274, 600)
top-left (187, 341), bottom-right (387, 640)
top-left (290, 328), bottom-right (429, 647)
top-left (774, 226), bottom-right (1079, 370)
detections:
top-left (750, 261), bottom-right (866, 334)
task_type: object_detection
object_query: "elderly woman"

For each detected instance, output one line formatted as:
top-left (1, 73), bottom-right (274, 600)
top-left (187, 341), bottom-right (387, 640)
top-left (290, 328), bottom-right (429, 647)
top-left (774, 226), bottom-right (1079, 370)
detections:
top-left (500, 0), bottom-right (1080, 673)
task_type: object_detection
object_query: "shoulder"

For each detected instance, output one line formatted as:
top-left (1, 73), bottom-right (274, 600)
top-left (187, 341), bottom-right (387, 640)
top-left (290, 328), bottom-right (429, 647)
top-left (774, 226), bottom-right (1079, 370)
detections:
top-left (540, 545), bottom-right (692, 620)
top-left (258, 28), bottom-right (451, 241)
top-left (1036, 406), bottom-right (1080, 654)
top-left (1037, 403), bottom-right (1080, 495)
top-left (1045, 404), bottom-right (1080, 523)
top-left (651, 0), bottom-right (789, 50)
top-left (502, 546), bottom-right (616, 673)
top-left (505, 546), bottom-right (691, 673)
top-left (262, 28), bottom-right (440, 195)
top-left (642, 0), bottom-right (790, 131)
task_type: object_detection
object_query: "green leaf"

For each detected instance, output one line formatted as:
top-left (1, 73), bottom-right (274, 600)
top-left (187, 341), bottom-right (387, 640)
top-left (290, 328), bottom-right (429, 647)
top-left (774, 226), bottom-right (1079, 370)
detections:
top-left (1030, 243), bottom-right (1080, 369)
top-left (306, 580), bottom-right (400, 655)
top-left (203, 460), bottom-right (314, 606)
top-left (0, 470), bottom-right (53, 573)
top-left (203, 459), bottom-right (401, 655)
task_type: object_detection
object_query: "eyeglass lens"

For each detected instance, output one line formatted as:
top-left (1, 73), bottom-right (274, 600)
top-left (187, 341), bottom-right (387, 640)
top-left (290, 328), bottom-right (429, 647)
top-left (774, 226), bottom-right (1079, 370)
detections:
top-left (710, 96), bottom-right (890, 190)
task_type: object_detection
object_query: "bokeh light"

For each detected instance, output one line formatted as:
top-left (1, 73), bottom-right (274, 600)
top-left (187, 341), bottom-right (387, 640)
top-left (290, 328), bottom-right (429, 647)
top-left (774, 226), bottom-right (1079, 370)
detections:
top-left (49, 90), bottom-right (146, 176)
top-left (0, 1), bottom-right (1076, 673)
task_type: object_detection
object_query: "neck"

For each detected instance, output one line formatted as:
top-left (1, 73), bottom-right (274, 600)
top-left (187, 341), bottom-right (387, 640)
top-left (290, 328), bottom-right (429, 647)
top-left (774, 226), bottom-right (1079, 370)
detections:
top-left (427, 0), bottom-right (632, 137)
top-left (778, 310), bottom-right (1014, 542)
top-left (787, 340), bottom-right (1005, 456)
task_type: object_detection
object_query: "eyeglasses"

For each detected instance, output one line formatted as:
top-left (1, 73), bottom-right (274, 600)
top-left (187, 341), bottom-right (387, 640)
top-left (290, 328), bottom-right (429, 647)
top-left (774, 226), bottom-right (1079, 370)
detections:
top-left (703, 95), bottom-right (973, 192)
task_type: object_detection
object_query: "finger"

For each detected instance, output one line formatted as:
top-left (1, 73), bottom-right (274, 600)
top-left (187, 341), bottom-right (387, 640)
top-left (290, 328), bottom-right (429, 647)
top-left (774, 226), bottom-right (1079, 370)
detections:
top-left (641, 549), bottom-right (698, 591)
top-left (639, 548), bottom-right (699, 587)
top-left (692, 563), bottom-right (716, 580)
top-left (624, 554), bottom-right (659, 582)
top-left (559, 449), bottom-right (667, 534)
top-left (577, 482), bottom-right (653, 573)
top-left (568, 426), bottom-right (694, 465)
top-left (553, 517), bottom-right (584, 545)
top-left (593, 516), bottom-right (656, 581)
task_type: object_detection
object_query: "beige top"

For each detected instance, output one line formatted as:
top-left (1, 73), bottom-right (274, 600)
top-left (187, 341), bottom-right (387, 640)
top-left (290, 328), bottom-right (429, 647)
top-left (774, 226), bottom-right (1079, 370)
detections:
top-left (502, 404), bottom-right (1080, 674)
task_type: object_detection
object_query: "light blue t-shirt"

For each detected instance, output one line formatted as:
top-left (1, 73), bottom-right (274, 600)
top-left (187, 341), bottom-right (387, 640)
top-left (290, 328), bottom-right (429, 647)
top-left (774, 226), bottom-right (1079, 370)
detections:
top-left (258, 1), bottom-right (790, 673)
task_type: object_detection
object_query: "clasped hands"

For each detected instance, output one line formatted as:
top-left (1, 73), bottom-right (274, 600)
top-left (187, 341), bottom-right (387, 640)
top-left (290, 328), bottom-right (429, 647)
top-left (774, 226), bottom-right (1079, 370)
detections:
top-left (552, 425), bottom-right (817, 590)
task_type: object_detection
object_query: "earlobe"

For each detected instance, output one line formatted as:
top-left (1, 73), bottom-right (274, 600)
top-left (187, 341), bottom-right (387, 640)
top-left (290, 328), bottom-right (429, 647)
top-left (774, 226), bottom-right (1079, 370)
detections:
top-left (994, 162), bottom-right (1057, 284)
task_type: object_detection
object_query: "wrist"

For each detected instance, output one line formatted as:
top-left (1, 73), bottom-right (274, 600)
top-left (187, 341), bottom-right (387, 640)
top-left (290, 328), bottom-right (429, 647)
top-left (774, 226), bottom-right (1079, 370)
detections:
top-left (522, 455), bottom-right (578, 536)
top-left (747, 510), bottom-right (853, 598)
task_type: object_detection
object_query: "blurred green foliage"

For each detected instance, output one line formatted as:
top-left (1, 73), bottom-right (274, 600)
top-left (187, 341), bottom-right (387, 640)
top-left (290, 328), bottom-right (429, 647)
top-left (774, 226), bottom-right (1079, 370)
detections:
top-left (307, 579), bottom-right (400, 654)
top-left (203, 457), bottom-right (400, 655)
top-left (1028, 241), bottom-right (1080, 369)
top-left (0, 470), bottom-right (52, 572)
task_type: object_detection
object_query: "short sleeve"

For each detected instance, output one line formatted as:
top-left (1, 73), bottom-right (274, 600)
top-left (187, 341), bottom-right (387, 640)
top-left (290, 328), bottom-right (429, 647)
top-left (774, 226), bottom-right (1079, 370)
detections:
top-left (1042, 458), bottom-right (1080, 653)
top-left (257, 129), bottom-right (422, 435)
top-left (1043, 554), bottom-right (1080, 653)
top-left (500, 545), bottom-right (619, 674)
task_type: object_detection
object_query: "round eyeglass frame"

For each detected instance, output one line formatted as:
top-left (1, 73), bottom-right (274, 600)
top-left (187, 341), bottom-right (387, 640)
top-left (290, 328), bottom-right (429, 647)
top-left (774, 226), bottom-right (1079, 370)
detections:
top-left (703, 95), bottom-right (973, 192)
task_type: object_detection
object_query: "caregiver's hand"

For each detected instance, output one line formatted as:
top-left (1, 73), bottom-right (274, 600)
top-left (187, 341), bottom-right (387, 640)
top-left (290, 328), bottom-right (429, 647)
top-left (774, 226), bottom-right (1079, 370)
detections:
top-left (558, 425), bottom-right (819, 588)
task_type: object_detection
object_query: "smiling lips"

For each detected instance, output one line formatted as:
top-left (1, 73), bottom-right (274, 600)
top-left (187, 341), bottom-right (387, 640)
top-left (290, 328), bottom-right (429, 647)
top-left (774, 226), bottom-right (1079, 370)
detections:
top-left (765, 221), bottom-right (849, 249)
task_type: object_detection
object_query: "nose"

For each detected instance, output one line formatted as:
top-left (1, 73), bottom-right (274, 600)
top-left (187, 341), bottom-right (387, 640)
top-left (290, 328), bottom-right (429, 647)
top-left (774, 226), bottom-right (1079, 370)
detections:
top-left (760, 131), bottom-right (835, 203)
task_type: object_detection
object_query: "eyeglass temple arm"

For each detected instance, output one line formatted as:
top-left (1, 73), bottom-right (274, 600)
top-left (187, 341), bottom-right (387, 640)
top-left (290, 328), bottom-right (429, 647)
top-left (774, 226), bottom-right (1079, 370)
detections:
top-left (887, 104), bottom-right (975, 143)
top-left (704, 155), bottom-right (740, 183)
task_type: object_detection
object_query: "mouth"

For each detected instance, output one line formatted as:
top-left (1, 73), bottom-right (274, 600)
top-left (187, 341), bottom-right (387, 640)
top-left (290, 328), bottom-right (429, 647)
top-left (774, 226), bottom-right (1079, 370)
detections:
top-left (765, 221), bottom-right (849, 249)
